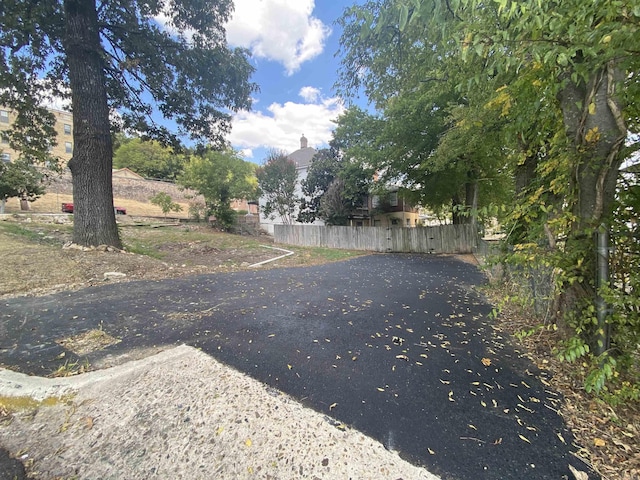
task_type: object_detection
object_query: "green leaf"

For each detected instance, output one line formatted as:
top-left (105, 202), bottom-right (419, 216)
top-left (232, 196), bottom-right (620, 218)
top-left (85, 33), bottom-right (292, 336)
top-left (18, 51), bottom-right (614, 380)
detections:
top-left (399, 4), bottom-right (409, 31)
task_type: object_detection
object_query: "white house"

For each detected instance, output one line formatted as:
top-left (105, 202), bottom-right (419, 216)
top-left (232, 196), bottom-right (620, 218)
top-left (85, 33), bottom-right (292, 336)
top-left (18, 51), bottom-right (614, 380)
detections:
top-left (259, 135), bottom-right (325, 234)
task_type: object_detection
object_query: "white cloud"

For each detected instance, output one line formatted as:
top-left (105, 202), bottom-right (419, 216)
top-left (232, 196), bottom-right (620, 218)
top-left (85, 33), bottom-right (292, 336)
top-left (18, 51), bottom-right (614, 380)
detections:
top-left (226, 0), bottom-right (331, 75)
top-left (229, 95), bottom-right (345, 158)
top-left (240, 148), bottom-right (254, 159)
top-left (299, 86), bottom-right (321, 103)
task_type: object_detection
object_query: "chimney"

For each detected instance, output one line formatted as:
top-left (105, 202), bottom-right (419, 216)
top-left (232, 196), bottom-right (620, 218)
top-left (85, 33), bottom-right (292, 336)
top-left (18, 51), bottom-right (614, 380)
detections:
top-left (300, 134), bottom-right (308, 149)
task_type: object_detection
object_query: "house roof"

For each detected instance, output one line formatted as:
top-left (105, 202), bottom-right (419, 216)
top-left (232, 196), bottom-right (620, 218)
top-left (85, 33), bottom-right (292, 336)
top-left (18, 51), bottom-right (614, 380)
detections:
top-left (287, 134), bottom-right (317, 169)
top-left (288, 147), bottom-right (316, 169)
top-left (112, 167), bottom-right (144, 179)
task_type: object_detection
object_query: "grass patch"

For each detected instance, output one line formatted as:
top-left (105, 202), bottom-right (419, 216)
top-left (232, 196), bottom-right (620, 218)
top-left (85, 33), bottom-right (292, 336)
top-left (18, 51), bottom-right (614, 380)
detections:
top-left (123, 241), bottom-right (165, 259)
top-left (0, 396), bottom-right (63, 413)
top-left (300, 246), bottom-right (362, 262)
top-left (0, 221), bottom-right (71, 246)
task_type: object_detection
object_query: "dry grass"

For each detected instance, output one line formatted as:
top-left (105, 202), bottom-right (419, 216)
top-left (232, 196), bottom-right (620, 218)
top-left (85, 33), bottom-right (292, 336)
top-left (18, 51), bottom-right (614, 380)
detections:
top-left (3, 192), bottom-right (190, 219)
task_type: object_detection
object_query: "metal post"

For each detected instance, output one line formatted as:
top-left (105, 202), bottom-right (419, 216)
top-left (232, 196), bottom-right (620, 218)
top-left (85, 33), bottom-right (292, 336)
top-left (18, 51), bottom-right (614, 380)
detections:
top-left (595, 224), bottom-right (612, 355)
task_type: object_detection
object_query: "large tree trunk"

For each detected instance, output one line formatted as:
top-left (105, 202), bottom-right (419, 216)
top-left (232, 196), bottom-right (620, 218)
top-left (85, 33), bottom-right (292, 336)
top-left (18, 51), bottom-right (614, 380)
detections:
top-left (555, 61), bottom-right (626, 325)
top-left (63, 0), bottom-right (122, 248)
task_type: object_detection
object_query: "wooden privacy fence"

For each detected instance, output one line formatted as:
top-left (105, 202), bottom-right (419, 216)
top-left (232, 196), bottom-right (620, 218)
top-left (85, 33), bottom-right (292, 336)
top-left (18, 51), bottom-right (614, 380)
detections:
top-left (274, 224), bottom-right (478, 254)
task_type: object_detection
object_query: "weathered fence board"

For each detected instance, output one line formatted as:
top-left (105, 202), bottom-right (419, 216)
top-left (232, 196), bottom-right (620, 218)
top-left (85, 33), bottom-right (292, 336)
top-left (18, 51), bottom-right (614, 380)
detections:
top-left (274, 224), bottom-right (477, 254)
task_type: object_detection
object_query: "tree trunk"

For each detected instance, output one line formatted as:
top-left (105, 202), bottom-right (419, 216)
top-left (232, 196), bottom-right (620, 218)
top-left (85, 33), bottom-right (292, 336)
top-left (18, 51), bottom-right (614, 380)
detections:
top-left (63, 0), bottom-right (122, 248)
top-left (555, 61), bottom-right (627, 324)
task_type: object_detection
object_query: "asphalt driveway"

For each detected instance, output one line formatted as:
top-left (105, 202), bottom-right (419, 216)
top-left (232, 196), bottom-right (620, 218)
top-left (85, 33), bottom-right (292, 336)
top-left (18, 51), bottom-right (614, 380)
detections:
top-left (0, 253), bottom-right (595, 479)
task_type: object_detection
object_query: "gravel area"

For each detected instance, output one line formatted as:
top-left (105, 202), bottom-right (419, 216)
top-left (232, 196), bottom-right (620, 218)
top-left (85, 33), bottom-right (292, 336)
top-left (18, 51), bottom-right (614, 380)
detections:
top-left (0, 345), bottom-right (438, 480)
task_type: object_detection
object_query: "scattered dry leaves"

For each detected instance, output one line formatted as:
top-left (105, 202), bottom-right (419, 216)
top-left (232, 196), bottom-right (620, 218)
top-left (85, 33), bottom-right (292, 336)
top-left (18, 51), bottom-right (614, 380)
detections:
top-left (484, 284), bottom-right (640, 480)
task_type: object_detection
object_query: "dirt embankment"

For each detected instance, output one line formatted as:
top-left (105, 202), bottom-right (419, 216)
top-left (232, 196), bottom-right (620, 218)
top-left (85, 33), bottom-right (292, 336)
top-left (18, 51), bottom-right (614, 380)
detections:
top-left (46, 170), bottom-right (200, 206)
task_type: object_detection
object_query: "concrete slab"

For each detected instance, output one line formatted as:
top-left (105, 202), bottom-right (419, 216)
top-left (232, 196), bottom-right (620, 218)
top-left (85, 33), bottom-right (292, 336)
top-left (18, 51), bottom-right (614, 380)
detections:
top-left (0, 345), bottom-right (439, 479)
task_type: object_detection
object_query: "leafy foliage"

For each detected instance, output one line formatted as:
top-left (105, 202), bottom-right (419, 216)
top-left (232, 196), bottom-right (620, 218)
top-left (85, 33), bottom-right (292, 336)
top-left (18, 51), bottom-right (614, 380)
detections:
top-left (178, 149), bottom-right (257, 230)
top-left (336, 0), bottom-right (640, 397)
top-left (149, 192), bottom-right (183, 218)
top-left (0, 159), bottom-right (45, 213)
top-left (0, 0), bottom-right (257, 247)
top-left (114, 138), bottom-right (185, 181)
top-left (256, 151), bottom-right (298, 225)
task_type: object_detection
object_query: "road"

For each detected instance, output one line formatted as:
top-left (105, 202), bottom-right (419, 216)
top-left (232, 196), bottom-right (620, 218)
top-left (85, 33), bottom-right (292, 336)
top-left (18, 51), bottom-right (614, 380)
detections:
top-left (0, 253), bottom-right (595, 479)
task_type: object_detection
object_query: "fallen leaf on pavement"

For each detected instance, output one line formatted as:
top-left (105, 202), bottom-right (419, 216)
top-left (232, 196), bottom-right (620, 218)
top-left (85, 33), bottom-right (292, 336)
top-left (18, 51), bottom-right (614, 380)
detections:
top-left (568, 464), bottom-right (589, 480)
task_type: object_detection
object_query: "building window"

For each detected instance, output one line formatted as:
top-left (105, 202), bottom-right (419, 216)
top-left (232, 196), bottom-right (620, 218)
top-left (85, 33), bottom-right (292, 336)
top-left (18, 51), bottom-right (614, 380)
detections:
top-left (406, 218), bottom-right (410, 226)
top-left (389, 191), bottom-right (398, 207)
top-left (0, 110), bottom-right (8, 123)
top-left (64, 124), bottom-right (71, 135)
top-left (65, 141), bottom-right (73, 153)
top-left (1, 133), bottom-right (8, 144)
top-left (0, 153), bottom-right (10, 163)
top-left (391, 218), bottom-right (399, 225)
top-left (372, 195), bottom-right (380, 208)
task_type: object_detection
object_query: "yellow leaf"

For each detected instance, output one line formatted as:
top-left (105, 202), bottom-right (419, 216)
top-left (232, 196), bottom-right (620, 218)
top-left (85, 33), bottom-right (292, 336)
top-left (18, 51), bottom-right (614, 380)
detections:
top-left (518, 434), bottom-right (531, 444)
top-left (594, 437), bottom-right (606, 447)
top-left (352, 356), bottom-right (358, 361)
top-left (287, 364), bottom-right (292, 370)
top-left (427, 448), bottom-right (435, 455)
top-left (216, 426), bottom-right (224, 435)
top-left (329, 402), bottom-right (337, 411)
top-left (268, 334), bottom-right (275, 338)
top-left (585, 127), bottom-right (600, 143)
top-left (468, 424), bottom-right (477, 430)
top-left (481, 358), bottom-right (491, 366)
top-left (245, 438), bottom-right (252, 447)
top-left (377, 387), bottom-right (385, 392)
top-left (601, 34), bottom-right (612, 44)
top-left (588, 102), bottom-right (596, 114)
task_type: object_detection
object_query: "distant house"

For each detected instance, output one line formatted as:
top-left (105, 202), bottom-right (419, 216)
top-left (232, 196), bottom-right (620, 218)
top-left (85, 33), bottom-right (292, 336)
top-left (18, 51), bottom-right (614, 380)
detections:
top-left (259, 134), bottom-right (324, 234)
top-left (258, 135), bottom-right (420, 233)
top-left (367, 188), bottom-right (421, 227)
top-left (112, 167), bottom-right (144, 180)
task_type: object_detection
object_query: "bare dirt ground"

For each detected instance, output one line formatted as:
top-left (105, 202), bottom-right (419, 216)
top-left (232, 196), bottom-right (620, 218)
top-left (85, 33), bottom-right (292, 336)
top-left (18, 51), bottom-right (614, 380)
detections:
top-left (0, 215), bottom-right (638, 480)
top-left (0, 214), bottom-right (362, 300)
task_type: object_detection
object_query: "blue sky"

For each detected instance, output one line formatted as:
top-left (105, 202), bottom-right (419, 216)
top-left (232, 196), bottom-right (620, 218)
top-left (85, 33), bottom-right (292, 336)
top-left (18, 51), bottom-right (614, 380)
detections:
top-left (222, 0), bottom-right (363, 163)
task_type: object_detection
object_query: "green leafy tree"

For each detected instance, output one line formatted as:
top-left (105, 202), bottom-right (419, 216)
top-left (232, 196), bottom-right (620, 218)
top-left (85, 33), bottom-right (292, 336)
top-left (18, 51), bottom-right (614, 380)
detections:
top-left (0, 159), bottom-right (45, 213)
top-left (319, 177), bottom-right (351, 226)
top-left (298, 149), bottom-right (340, 223)
top-left (114, 138), bottom-right (185, 181)
top-left (337, 0), bottom-right (640, 391)
top-left (256, 151), bottom-right (298, 225)
top-left (0, 0), bottom-right (257, 248)
top-left (178, 149), bottom-right (257, 230)
top-left (298, 111), bottom-right (377, 224)
top-left (149, 192), bottom-right (183, 218)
